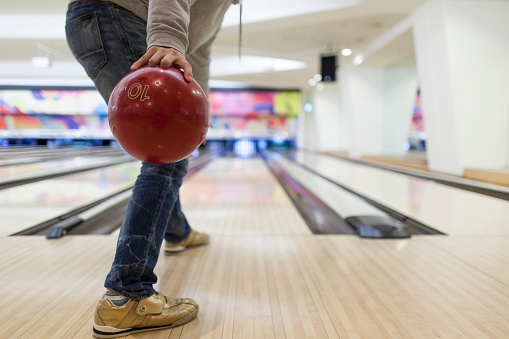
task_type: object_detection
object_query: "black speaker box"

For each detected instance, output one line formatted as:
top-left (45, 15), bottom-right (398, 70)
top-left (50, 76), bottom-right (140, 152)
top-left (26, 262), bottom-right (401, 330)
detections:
top-left (321, 55), bottom-right (337, 82)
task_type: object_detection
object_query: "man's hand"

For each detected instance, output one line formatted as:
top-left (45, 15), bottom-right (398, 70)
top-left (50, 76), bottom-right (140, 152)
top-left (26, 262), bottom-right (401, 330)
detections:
top-left (131, 46), bottom-right (193, 82)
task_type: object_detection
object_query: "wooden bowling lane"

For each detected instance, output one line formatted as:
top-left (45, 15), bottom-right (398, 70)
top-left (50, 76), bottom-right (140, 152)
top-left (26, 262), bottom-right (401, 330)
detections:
top-left (0, 236), bottom-right (117, 338)
top-left (0, 161), bottom-right (141, 236)
top-left (177, 157), bottom-right (313, 236)
top-left (1, 235), bottom-right (508, 338)
top-left (292, 151), bottom-right (509, 236)
top-left (1, 156), bottom-right (509, 338)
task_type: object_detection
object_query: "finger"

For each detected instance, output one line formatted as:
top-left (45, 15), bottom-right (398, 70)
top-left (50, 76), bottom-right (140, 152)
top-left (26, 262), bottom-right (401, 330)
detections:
top-left (171, 58), bottom-right (193, 82)
top-left (159, 54), bottom-right (175, 69)
top-left (147, 53), bottom-right (164, 67)
top-left (131, 51), bottom-right (156, 70)
top-left (181, 62), bottom-right (194, 83)
top-left (161, 53), bottom-right (193, 82)
top-left (131, 56), bottom-right (148, 70)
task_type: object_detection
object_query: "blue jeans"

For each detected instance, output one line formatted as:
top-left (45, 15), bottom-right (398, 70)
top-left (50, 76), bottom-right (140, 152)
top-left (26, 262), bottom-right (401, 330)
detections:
top-left (66, 0), bottom-right (191, 299)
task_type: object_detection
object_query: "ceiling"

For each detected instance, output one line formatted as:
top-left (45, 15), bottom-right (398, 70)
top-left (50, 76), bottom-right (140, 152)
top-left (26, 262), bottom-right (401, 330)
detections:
top-left (0, 0), bottom-right (426, 89)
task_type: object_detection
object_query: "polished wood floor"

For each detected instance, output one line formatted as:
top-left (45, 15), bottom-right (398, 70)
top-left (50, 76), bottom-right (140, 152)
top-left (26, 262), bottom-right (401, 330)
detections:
top-left (1, 158), bottom-right (509, 338)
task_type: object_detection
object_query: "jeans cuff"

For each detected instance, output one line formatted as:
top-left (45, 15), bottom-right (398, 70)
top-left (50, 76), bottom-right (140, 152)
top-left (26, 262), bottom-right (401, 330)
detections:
top-left (105, 287), bottom-right (155, 300)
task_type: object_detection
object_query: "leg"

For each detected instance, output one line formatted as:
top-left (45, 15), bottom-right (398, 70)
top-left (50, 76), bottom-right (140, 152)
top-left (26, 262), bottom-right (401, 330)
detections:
top-left (164, 191), bottom-right (209, 254)
top-left (66, 3), bottom-right (198, 337)
top-left (165, 194), bottom-right (191, 243)
top-left (105, 159), bottom-right (189, 298)
top-left (67, 0), bottom-right (178, 299)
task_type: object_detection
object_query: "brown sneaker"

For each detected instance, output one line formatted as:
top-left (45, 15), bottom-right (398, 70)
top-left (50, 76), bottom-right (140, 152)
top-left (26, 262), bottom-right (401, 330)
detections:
top-left (165, 229), bottom-right (209, 254)
top-left (92, 292), bottom-right (198, 338)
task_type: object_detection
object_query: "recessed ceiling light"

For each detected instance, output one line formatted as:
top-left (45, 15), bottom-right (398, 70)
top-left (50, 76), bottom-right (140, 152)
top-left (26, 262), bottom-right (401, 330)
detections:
top-left (341, 48), bottom-right (352, 56)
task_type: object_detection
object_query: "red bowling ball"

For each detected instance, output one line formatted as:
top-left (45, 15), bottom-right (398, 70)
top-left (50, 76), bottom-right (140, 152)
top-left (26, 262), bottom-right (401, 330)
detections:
top-left (107, 66), bottom-right (209, 164)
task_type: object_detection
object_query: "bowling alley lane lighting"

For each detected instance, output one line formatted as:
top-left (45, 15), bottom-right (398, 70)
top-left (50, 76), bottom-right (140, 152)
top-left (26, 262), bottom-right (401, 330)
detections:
top-left (257, 140), bottom-right (268, 149)
top-left (233, 139), bottom-right (256, 158)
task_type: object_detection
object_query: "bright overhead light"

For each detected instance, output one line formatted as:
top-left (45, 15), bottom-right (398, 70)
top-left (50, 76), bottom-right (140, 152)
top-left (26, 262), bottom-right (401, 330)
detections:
top-left (341, 48), bottom-right (352, 56)
top-left (31, 57), bottom-right (52, 69)
top-left (210, 55), bottom-right (306, 76)
top-left (353, 55), bottom-right (364, 66)
top-left (313, 73), bottom-right (322, 81)
top-left (308, 78), bottom-right (318, 86)
top-left (221, 0), bottom-right (361, 27)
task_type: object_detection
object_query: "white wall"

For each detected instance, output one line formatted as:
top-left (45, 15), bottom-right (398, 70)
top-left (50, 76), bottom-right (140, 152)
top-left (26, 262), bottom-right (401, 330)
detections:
top-left (295, 59), bottom-right (417, 156)
top-left (299, 58), bottom-right (417, 158)
top-left (339, 61), bottom-right (418, 158)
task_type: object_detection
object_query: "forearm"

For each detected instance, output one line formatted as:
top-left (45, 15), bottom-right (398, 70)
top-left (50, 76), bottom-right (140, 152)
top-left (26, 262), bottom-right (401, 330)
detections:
top-left (147, 0), bottom-right (193, 55)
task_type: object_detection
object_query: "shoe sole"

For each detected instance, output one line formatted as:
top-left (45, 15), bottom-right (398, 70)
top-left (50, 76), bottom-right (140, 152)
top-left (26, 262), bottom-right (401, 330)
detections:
top-left (164, 242), bottom-right (209, 255)
top-left (92, 306), bottom-right (199, 338)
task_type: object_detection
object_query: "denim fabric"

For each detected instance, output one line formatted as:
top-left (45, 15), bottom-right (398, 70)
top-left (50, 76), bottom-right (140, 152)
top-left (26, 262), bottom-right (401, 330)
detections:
top-left (104, 160), bottom-right (189, 299)
top-left (66, 0), bottom-right (191, 299)
top-left (166, 195), bottom-right (191, 243)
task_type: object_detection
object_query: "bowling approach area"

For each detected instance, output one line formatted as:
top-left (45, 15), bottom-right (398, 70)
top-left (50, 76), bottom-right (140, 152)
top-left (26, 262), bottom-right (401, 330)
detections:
top-left (1, 144), bottom-right (509, 339)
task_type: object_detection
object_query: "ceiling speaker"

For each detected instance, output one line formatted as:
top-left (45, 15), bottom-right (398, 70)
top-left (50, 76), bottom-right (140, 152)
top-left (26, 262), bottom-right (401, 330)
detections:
top-left (320, 55), bottom-right (337, 82)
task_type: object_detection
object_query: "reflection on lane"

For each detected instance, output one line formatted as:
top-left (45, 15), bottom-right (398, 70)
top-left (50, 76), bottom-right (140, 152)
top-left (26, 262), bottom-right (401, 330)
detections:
top-left (0, 156), bottom-right (129, 177)
top-left (0, 162), bottom-right (141, 236)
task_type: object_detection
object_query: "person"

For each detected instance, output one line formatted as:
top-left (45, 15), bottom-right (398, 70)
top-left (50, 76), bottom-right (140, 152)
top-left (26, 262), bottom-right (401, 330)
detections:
top-left (65, 0), bottom-right (239, 337)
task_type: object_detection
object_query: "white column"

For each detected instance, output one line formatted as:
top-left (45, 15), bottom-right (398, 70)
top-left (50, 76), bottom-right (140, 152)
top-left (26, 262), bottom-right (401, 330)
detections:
top-left (340, 64), bottom-right (385, 159)
top-left (413, 0), bottom-right (509, 175)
